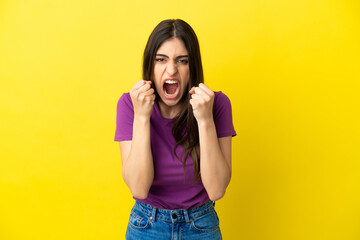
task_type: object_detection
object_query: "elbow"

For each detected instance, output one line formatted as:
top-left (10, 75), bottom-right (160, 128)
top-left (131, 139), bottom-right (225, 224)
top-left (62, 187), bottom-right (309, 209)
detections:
top-left (131, 189), bottom-right (149, 199)
top-left (122, 170), bottom-right (152, 200)
top-left (206, 177), bottom-right (230, 201)
top-left (124, 177), bottom-right (150, 199)
top-left (208, 190), bottom-right (226, 201)
top-left (128, 180), bottom-right (151, 199)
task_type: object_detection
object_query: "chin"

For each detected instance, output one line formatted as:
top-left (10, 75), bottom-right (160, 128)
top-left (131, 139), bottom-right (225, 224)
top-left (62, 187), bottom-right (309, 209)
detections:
top-left (159, 96), bottom-right (181, 106)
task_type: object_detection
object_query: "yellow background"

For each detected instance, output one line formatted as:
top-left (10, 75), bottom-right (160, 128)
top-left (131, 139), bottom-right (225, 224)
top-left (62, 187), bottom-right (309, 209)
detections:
top-left (1, 0), bottom-right (359, 239)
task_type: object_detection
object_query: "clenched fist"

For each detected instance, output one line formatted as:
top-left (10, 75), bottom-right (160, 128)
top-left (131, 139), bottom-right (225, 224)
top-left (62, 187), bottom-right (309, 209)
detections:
top-left (189, 83), bottom-right (215, 123)
top-left (130, 80), bottom-right (156, 120)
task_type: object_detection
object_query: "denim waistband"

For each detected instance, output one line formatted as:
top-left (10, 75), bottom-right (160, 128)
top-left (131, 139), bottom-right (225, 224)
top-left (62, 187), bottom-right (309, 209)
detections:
top-left (133, 201), bottom-right (215, 224)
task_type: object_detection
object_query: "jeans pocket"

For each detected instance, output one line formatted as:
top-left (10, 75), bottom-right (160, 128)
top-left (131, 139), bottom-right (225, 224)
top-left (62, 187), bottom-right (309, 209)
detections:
top-left (128, 207), bottom-right (151, 230)
top-left (190, 209), bottom-right (220, 233)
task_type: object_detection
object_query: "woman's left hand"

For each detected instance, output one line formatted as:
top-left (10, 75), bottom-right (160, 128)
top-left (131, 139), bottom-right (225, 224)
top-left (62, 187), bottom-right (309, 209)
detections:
top-left (189, 83), bottom-right (215, 123)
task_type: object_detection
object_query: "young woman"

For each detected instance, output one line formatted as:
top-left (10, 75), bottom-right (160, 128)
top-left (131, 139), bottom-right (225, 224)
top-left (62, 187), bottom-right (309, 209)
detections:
top-left (114, 19), bottom-right (236, 240)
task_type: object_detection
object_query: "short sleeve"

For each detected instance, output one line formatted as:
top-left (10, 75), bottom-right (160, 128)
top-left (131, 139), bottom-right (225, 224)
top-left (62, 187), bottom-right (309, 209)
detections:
top-left (212, 91), bottom-right (237, 138)
top-left (114, 93), bottom-right (134, 141)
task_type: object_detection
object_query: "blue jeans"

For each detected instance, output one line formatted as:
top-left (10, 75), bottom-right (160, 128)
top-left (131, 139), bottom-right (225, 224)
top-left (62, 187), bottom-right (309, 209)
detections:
top-left (126, 201), bottom-right (222, 240)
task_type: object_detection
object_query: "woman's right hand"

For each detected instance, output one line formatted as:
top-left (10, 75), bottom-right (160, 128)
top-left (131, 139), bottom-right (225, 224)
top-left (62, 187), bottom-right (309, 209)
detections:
top-left (130, 80), bottom-right (155, 119)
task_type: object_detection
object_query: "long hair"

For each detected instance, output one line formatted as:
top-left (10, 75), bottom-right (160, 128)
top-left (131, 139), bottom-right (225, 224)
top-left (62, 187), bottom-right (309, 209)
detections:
top-left (142, 19), bottom-right (204, 182)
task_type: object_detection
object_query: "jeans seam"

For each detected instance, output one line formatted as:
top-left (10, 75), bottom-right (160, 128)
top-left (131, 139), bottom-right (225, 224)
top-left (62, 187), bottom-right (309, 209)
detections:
top-left (128, 212), bottom-right (151, 230)
top-left (134, 205), bottom-right (152, 218)
top-left (190, 210), bottom-right (220, 233)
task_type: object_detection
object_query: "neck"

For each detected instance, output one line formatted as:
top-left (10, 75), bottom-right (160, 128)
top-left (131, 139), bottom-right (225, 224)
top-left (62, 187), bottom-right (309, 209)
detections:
top-left (157, 100), bottom-right (182, 119)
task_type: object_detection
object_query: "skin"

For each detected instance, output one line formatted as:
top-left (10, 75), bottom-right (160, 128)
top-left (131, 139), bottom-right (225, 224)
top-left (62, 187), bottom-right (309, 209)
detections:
top-left (153, 37), bottom-right (190, 118)
top-left (119, 38), bottom-right (232, 201)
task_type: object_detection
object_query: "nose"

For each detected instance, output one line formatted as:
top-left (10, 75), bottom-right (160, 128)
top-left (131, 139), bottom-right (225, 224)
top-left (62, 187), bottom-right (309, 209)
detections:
top-left (166, 61), bottom-right (178, 76)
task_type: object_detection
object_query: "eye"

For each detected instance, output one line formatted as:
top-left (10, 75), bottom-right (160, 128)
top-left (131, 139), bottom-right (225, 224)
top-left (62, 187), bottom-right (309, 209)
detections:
top-left (178, 59), bottom-right (188, 64)
top-left (155, 58), bottom-right (165, 62)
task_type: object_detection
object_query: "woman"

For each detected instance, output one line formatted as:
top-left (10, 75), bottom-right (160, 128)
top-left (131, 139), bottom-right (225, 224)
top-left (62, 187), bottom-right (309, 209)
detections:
top-left (114, 19), bottom-right (236, 240)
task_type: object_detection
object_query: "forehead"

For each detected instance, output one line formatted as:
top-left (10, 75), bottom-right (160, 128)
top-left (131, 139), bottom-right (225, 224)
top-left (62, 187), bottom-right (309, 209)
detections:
top-left (156, 38), bottom-right (188, 56)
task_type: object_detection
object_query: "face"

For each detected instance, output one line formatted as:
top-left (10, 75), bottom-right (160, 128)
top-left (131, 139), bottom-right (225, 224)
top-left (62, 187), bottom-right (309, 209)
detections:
top-left (153, 37), bottom-right (190, 110)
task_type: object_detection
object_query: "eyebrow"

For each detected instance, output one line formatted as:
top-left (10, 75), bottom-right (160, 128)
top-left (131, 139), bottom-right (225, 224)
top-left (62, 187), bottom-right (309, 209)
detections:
top-left (155, 54), bottom-right (189, 59)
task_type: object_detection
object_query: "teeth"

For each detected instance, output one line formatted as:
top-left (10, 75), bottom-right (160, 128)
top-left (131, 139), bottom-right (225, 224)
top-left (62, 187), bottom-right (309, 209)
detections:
top-left (165, 80), bottom-right (177, 84)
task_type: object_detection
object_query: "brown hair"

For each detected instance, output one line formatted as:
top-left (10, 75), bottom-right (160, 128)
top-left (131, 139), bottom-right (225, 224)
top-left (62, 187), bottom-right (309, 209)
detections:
top-left (142, 19), bottom-right (203, 182)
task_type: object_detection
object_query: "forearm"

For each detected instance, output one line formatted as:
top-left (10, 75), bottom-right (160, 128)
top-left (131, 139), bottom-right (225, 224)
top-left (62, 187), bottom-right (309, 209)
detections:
top-left (198, 119), bottom-right (231, 201)
top-left (123, 116), bottom-right (154, 199)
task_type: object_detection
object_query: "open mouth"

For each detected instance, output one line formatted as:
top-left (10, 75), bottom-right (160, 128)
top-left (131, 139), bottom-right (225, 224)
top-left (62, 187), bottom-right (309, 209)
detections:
top-left (163, 79), bottom-right (180, 99)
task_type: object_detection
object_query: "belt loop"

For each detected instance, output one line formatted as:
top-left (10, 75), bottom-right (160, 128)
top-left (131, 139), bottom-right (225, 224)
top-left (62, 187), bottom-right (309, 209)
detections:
top-left (184, 209), bottom-right (190, 224)
top-left (151, 207), bottom-right (156, 222)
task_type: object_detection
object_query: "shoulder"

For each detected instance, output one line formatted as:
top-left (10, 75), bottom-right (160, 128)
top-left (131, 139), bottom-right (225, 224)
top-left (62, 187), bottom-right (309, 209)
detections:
top-left (117, 92), bottom-right (133, 111)
top-left (213, 91), bottom-right (232, 108)
top-left (118, 92), bottom-right (131, 103)
top-left (212, 91), bottom-right (233, 121)
top-left (212, 91), bottom-right (237, 137)
top-left (115, 93), bottom-right (134, 141)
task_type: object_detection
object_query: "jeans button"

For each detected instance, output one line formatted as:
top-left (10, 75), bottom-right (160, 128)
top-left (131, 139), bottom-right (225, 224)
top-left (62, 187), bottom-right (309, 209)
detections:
top-left (172, 213), bottom-right (177, 219)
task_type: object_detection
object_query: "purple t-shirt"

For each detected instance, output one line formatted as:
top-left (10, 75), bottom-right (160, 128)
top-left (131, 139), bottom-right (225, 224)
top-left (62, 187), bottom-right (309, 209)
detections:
top-left (114, 91), bottom-right (236, 209)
